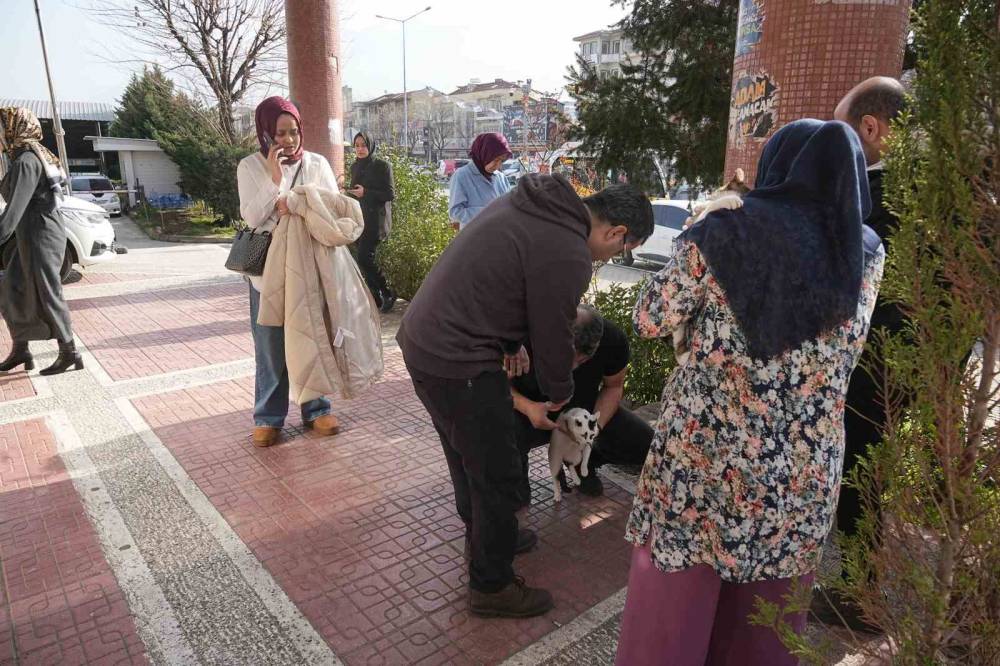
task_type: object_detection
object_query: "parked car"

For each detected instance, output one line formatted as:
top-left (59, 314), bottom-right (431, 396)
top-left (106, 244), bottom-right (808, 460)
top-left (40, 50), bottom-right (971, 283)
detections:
top-left (501, 159), bottom-right (528, 182)
top-left (438, 158), bottom-right (471, 180)
top-left (616, 199), bottom-right (694, 267)
top-left (0, 195), bottom-right (122, 283)
top-left (70, 174), bottom-right (122, 216)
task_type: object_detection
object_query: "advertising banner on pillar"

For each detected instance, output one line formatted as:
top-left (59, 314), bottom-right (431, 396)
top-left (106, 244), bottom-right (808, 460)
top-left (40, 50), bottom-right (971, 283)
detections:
top-left (729, 71), bottom-right (780, 144)
top-left (736, 0), bottom-right (765, 57)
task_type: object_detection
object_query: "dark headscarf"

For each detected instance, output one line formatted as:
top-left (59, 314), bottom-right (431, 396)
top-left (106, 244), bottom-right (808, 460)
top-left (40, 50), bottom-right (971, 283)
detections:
top-left (254, 96), bottom-right (303, 164)
top-left (469, 133), bottom-right (512, 179)
top-left (350, 131), bottom-right (376, 185)
top-left (681, 119), bottom-right (877, 360)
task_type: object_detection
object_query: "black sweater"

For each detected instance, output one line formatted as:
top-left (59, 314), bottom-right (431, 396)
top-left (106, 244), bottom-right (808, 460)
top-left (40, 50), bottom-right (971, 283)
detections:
top-left (397, 174), bottom-right (593, 403)
top-left (349, 157), bottom-right (394, 228)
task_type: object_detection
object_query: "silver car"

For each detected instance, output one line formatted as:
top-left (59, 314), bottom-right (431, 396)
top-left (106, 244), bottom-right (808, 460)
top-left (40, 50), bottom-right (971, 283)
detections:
top-left (70, 175), bottom-right (122, 216)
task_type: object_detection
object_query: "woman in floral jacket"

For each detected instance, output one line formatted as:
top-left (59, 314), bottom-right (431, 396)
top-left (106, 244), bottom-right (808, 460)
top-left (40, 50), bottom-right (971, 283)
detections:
top-left (616, 120), bottom-right (885, 665)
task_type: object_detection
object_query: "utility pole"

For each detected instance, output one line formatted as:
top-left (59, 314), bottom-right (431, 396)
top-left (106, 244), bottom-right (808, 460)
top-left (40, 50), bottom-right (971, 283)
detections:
top-left (376, 6), bottom-right (431, 156)
top-left (33, 0), bottom-right (71, 193)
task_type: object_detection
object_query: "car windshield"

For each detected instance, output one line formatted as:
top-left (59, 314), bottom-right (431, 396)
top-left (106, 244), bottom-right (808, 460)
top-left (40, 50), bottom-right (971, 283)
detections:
top-left (72, 178), bottom-right (113, 192)
top-left (652, 203), bottom-right (690, 231)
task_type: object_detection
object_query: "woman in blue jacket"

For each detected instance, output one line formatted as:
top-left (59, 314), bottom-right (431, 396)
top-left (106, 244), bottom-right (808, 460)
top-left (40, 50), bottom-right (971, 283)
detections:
top-left (449, 133), bottom-right (512, 229)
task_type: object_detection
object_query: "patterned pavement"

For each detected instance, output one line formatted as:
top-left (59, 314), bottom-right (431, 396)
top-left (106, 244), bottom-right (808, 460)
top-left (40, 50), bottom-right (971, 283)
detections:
top-left (0, 220), bottom-right (639, 665)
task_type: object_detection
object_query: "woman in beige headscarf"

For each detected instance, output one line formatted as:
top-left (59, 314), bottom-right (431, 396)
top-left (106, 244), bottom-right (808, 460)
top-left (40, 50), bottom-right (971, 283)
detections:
top-left (0, 107), bottom-right (82, 375)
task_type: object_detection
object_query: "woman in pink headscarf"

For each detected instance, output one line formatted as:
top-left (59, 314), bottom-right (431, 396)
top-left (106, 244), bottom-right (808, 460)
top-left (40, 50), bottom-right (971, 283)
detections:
top-left (448, 132), bottom-right (513, 230)
top-left (236, 96), bottom-right (342, 447)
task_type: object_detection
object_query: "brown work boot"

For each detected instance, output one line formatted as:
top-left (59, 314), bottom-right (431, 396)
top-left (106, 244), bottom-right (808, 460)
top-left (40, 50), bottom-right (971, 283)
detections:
top-left (469, 576), bottom-right (554, 618)
top-left (306, 414), bottom-right (340, 436)
top-left (252, 427), bottom-right (280, 448)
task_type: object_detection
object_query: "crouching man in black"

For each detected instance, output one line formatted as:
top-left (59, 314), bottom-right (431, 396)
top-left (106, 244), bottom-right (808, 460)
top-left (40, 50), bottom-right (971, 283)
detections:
top-left (510, 304), bottom-right (653, 502)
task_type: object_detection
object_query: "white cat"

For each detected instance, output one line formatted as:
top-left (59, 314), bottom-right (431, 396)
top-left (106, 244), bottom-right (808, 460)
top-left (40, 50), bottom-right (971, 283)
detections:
top-left (548, 408), bottom-right (600, 503)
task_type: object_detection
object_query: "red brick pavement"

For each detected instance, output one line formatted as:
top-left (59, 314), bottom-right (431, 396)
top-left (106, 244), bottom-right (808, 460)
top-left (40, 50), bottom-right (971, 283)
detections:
top-left (0, 324), bottom-right (35, 404)
top-left (69, 281), bottom-right (250, 381)
top-left (64, 273), bottom-right (175, 289)
top-left (0, 420), bottom-right (148, 665)
top-left (133, 349), bottom-right (634, 665)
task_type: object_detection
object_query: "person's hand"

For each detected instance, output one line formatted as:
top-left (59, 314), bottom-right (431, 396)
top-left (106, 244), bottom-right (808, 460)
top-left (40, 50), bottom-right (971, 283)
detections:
top-left (336, 174), bottom-right (346, 189)
top-left (349, 184), bottom-right (365, 198)
top-left (276, 195), bottom-right (290, 217)
top-left (504, 345), bottom-right (531, 378)
top-left (523, 400), bottom-right (558, 431)
top-left (268, 144), bottom-right (284, 186)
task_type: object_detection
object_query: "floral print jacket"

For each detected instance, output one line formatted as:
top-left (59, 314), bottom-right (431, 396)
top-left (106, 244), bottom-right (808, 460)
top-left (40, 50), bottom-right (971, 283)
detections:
top-left (626, 239), bottom-right (884, 582)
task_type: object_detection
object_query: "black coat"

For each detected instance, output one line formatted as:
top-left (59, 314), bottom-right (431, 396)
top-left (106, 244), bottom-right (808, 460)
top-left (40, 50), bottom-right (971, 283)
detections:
top-left (866, 168), bottom-right (906, 337)
top-left (349, 157), bottom-right (394, 233)
top-left (0, 152), bottom-right (73, 342)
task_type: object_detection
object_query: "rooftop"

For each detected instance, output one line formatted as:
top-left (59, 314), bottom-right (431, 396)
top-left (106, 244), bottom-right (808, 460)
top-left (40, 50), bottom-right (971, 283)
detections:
top-left (355, 87), bottom-right (442, 106)
top-left (0, 98), bottom-right (115, 122)
top-left (448, 78), bottom-right (522, 95)
top-left (573, 27), bottom-right (625, 42)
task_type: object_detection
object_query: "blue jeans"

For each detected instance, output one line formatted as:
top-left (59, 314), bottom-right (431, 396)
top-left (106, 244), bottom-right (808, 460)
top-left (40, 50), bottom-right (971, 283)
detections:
top-left (249, 284), bottom-right (330, 427)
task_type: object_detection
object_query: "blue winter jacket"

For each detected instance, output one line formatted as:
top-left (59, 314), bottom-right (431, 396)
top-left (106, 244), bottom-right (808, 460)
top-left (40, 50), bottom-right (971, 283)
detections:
top-left (448, 162), bottom-right (511, 229)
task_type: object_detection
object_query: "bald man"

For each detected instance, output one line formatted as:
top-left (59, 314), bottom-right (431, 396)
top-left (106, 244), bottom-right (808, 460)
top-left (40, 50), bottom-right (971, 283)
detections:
top-left (822, 76), bottom-right (908, 631)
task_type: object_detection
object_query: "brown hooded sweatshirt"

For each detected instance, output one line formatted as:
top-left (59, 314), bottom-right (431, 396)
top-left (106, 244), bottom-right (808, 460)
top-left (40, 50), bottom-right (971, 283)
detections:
top-left (397, 174), bottom-right (592, 403)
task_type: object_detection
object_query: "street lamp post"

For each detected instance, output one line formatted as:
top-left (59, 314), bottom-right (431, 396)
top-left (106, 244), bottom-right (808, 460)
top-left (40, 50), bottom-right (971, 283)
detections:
top-left (33, 0), bottom-right (71, 193)
top-left (375, 6), bottom-right (431, 155)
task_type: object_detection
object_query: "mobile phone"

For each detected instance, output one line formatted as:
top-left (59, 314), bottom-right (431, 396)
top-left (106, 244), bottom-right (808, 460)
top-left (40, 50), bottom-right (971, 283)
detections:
top-left (263, 133), bottom-right (276, 152)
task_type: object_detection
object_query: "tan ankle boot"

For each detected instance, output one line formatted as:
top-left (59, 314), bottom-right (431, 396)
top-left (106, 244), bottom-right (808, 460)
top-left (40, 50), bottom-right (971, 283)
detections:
top-left (252, 427), bottom-right (280, 447)
top-left (306, 414), bottom-right (339, 436)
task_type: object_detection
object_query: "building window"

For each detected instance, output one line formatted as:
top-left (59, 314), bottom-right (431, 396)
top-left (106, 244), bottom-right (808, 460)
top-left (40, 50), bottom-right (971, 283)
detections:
top-left (613, 40), bottom-right (621, 54)
top-left (600, 70), bottom-right (610, 81)
top-left (601, 41), bottom-right (610, 54)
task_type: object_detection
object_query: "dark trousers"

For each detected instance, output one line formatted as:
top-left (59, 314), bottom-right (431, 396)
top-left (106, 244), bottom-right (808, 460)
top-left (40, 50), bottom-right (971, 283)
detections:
top-left (408, 366), bottom-right (523, 593)
top-left (355, 221), bottom-right (388, 301)
top-left (514, 405), bottom-right (654, 502)
top-left (839, 359), bottom-right (886, 542)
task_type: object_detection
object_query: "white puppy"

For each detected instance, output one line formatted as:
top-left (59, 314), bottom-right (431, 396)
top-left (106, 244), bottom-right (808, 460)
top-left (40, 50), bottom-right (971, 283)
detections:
top-left (548, 408), bottom-right (601, 502)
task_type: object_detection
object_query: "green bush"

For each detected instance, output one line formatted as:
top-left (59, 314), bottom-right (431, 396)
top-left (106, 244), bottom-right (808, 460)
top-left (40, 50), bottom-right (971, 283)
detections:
top-left (375, 148), bottom-right (455, 301)
top-left (590, 280), bottom-right (676, 406)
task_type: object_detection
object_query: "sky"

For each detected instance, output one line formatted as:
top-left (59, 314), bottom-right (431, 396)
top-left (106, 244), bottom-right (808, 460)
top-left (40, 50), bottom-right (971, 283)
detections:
top-left (0, 0), bottom-right (627, 107)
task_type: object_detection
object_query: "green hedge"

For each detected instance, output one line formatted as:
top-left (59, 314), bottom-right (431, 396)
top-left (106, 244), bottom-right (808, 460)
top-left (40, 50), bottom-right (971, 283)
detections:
top-left (374, 148), bottom-right (455, 301)
top-left (590, 280), bottom-right (676, 406)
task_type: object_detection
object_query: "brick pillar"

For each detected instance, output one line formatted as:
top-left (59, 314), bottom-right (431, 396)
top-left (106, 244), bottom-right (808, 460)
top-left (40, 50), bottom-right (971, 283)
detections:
top-left (724, 0), bottom-right (911, 184)
top-left (285, 0), bottom-right (344, 176)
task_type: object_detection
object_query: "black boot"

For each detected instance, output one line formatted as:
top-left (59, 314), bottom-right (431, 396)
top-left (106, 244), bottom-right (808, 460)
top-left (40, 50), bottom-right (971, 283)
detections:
top-left (40, 340), bottom-right (84, 376)
top-left (0, 342), bottom-right (34, 372)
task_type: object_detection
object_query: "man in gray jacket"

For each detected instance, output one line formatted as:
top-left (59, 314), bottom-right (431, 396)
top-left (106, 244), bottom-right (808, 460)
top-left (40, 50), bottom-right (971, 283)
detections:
top-left (398, 175), bottom-right (653, 618)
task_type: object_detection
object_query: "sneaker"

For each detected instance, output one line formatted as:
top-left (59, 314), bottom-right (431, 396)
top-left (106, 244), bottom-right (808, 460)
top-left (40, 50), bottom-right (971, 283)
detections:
top-left (464, 528), bottom-right (538, 558)
top-left (305, 414), bottom-right (340, 436)
top-left (577, 472), bottom-right (604, 497)
top-left (252, 427), bottom-right (280, 448)
top-left (469, 576), bottom-right (554, 618)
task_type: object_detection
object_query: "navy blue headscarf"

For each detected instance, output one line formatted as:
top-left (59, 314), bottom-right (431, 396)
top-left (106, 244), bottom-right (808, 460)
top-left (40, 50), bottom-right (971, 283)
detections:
top-left (681, 119), bottom-right (877, 360)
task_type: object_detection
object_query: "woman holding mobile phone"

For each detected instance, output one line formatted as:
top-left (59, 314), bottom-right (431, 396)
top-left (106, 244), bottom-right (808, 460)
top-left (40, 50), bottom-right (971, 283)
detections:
top-left (348, 131), bottom-right (396, 313)
top-left (236, 96), bottom-right (342, 447)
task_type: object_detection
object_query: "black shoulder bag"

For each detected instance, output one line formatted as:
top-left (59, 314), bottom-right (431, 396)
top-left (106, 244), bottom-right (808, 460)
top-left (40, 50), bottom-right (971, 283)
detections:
top-left (225, 161), bottom-right (303, 276)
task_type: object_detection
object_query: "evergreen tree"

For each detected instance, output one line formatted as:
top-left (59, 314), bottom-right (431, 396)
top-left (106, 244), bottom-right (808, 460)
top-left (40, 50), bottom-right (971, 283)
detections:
top-left (111, 67), bottom-right (251, 222)
top-left (567, 0), bottom-right (738, 193)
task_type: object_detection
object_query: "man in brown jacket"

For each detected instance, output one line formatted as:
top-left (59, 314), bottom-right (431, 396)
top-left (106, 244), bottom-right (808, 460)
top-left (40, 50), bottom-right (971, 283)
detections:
top-left (398, 175), bottom-right (653, 618)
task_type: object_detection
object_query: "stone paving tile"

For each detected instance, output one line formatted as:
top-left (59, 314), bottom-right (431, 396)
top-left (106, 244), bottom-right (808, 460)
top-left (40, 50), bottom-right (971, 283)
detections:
top-left (70, 281), bottom-right (251, 381)
top-left (0, 323), bottom-right (35, 404)
top-left (0, 420), bottom-right (149, 666)
top-left (133, 349), bottom-right (635, 665)
top-left (64, 272), bottom-right (174, 288)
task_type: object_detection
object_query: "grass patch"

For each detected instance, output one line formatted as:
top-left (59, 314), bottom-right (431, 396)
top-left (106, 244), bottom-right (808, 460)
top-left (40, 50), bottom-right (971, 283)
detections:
top-left (133, 201), bottom-right (235, 239)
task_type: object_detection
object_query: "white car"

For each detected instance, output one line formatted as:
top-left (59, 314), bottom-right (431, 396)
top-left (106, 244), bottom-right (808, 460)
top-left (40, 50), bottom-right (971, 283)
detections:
top-left (620, 199), bottom-right (696, 267)
top-left (0, 195), bottom-right (121, 282)
top-left (70, 174), bottom-right (122, 216)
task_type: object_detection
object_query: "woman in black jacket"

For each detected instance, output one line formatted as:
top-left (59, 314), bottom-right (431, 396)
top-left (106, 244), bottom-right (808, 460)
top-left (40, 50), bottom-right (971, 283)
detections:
top-left (348, 132), bottom-right (396, 313)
